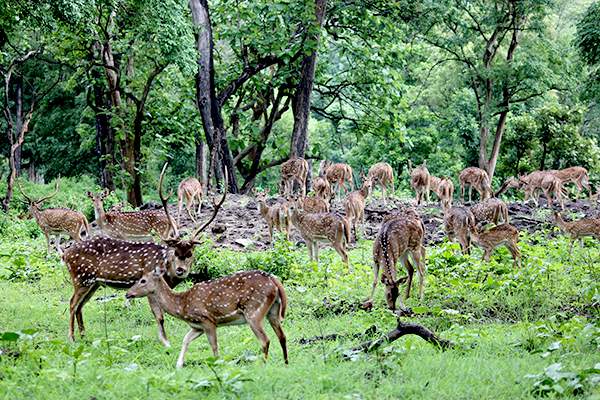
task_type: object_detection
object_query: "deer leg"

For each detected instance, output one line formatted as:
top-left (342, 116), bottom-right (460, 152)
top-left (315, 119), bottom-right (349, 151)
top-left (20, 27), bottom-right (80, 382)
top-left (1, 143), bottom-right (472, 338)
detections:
top-left (384, 283), bottom-right (400, 311)
top-left (468, 186), bottom-right (473, 203)
top-left (482, 248), bottom-right (492, 262)
top-left (246, 317), bottom-right (271, 362)
top-left (460, 183), bottom-right (465, 203)
top-left (176, 328), bottom-right (204, 369)
top-left (412, 248), bottom-right (426, 300)
top-left (507, 243), bottom-right (521, 268)
top-left (401, 254), bottom-right (414, 300)
top-left (75, 284), bottom-right (98, 336)
top-left (148, 297), bottom-right (170, 347)
top-left (196, 194), bottom-right (203, 216)
top-left (54, 234), bottom-right (63, 254)
top-left (267, 311), bottom-right (288, 364)
top-left (368, 261), bottom-right (381, 304)
top-left (44, 232), bottom-right (52, 255)
top-left (69, 285), bottom-right (94, 341)
top-left (203, 322), bottom-right (219, 358)
top-left (186, 197), bottom-right (196, 223)
top-left (268, 223), bottom-right (274, 244)
top-left (313, 242), bottom-right (320, 264)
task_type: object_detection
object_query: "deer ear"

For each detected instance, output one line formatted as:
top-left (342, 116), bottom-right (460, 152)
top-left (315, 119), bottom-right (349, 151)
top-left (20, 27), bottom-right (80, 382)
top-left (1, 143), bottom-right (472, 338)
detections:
top-left (153, 266), bottom-right (165, 276)
top-left (86, 191), bottom-right (94, 198)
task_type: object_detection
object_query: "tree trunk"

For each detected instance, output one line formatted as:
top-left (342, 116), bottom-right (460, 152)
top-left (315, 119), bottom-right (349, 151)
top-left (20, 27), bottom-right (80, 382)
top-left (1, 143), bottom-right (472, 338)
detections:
top-left (14, 76), bottom-right (23, 176)
top-left (290, 0), bottom-right (327, 159)
top-left (92, 68), bottom-right (116, 190)
top-left (195, 134), bottom-right (208, 190)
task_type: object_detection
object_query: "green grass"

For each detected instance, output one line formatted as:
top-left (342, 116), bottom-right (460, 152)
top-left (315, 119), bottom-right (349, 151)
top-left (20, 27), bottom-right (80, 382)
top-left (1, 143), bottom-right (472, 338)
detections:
top-left (0, 218), bottom-right (599, 399)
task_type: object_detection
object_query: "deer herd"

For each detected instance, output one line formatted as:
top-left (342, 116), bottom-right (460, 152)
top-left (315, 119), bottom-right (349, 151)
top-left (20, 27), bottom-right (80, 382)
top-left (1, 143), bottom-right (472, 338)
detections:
top-left (14, 158), bottom-right (600, 368)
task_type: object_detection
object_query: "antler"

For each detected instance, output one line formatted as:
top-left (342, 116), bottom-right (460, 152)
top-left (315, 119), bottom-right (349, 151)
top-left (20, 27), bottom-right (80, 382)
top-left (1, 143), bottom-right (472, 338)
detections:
top-left (34, 178), bottom-right (61, 204)
top-left (159, 163), bottom-right (178, 239)
top-left (191, 169), bottom-right (228, 240)
top-left (16, 180), bottom-right (32, 204)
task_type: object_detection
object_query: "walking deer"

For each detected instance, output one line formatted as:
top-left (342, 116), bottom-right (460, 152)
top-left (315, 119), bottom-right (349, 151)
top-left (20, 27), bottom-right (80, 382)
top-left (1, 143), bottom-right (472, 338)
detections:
top-left (444, 206), bottom-right (476, 254)
top-left (177, 177), bottom-right (203, 224)
top-left (539, 173), bottom-right (566, 209)
top-left (470, 198), bottom-right (509, 226)
top-left (126, 269), bottom-right (288, 368)
top-left (280, 157), bottom-right (309, 197)
top-left (367, 162), bottom-right (394, 204)
top-left (471, 224), bottom-right (521, 268)
top-left (459, 167), bottom-right (492, 203)
top-left (288, 200), bottom-right (351, 267)
top-left (365, 211), bottom-right (426, 313)
top-left (320, 160), bottom-right (354, 199)
top-left (434, 177), bottom-right (454, 211)
top-left (87, 189), bottom-right (178, 240)
top-left (18, 180), bottom-right (89, 254)
top-left (344, 176), bottom-right (372, 240)
top-left (554, 166), bottom-right (591, 200)
top-left (497, 171), bottom-right (563, 207)
top-left (408, 160), bottom-right (430, 205)
top-left (63, 164), bottom-right (227, 345)
top-left (553, 212), bottom-right (600, 254)
top-left (255, 189), bottom-right (290, 242)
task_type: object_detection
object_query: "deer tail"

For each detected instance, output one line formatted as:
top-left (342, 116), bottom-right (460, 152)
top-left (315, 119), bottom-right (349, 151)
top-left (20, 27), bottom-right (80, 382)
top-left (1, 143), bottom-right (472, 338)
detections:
top-left (271, 275), bottom-right (288, 320)
top-left (82, 216), bottom-right (91, 239)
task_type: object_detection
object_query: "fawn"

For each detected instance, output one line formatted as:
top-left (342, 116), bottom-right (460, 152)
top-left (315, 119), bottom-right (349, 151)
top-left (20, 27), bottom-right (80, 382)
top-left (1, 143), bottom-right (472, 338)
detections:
top-left (344, 176), bottom-right (373, 240)
top-left (255, 189), bottom-right (290, 242)
top-left (444, 206), bottom-right (476, 254)
top-left (471, 223), bottom-right (521, 268)
top-left (553, 212), bottom-right (600, 254)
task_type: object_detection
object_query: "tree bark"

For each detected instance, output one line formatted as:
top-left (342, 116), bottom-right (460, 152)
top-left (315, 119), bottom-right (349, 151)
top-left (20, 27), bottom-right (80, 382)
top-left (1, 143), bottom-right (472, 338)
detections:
top-left (14, 75), bottom-right (23, 176)
top-left (91, 65), bottom-right (116, 190)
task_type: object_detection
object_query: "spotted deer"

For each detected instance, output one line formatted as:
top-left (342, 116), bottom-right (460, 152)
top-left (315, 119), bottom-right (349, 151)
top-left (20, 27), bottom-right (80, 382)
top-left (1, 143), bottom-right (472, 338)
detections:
top-left (365, 211), bottom-right (426, 313)
top-left (177, 177), bottom-right (203, 224)
top-left (459, 167), bottom-right (492, 203)
top-left (367, 162), bottom-right (394, 204)
top-left (320, 160), bottom-right (354, 199)
top-left (255, 189), bottom-right (290, 242)
top-left (554, 166), bottom-right (591, 199)
top-left (408, 160), bottom-right (431, 205)
top-left (86, 189), bottom-right (178, 240)
top-left (471, 223), bottom-right (521, 268)
top-left (300, 195), bottom-right (330, 213)
top-left (539, 173), bottom-right (565, 209)
top-left (553, 212), bottom-right (600, 254)
top-left (126, 269), bottom-right (288, 368)
top-left (434, 177), bottom-right (454, 211)
top-left (18, 180), bottom-right (89, 254)
top-left (312, 176), bottom-right (333, 204)
top-left (344, 176), bottom-right (372, 240)
top-left (288, 200), bottom-right (351, 267)
top-left (63, 164), bottom-right (227, 345)
top-left (497, 171), bottom-right (559, 206)
top-left (280, 157), bottom-right (309, 197)
top-left (470, 198), bottom-right (509, 226)
top-left (444, 206), bottom-right (476, 254)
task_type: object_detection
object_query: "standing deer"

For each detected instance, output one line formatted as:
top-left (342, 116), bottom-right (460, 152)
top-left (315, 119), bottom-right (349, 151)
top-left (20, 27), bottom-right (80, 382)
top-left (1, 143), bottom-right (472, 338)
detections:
top-left (344, 176), bottom-right (372, 240)
top-left (444, 206), bottom-right (476, 254)
top-left (320, 160), bottom-right (354, 199)
top-left (470, 198), bottom-right (509, 226)
top-left (459, 167), bottom-right (492, 203)
top-left (255, 189), bottom-right (290, 242)
top-left (280, 157), bottom-right (309, 197)
top-left (126, 268), bottom-right (288, 368)
top-left (496, 171), bottom-right (559, 206)
top-left (434, 177), bottom-right (454, 211)
top-left (367, 162), bottom-right (394, 204)
top-left (471, 224), bottom-right (521, 268)
top-left (539, 173), bottom-right (565, 209)
top-left (408, 160), bottom-right (431, 205)
top-left (366, 211), bottom-right (426, 313)
top-left (299, 195), bottom-right (330, 213)
top-left (312, 175), bottom-right (333, 204)
top-left (63, 164), bottom-right (227, 345)
top-left (553, 212), bottom-right (600, 254)
top-left (177, 177), bottom-right (203, 224)
top-left (87, 189), bottom-right (178, 240)
top-left (288, 200), bottom-right (351, 267)
top-left (18, 180), bottom-right (89, 254)
top-left (554, 166), bottom-right (591, 200)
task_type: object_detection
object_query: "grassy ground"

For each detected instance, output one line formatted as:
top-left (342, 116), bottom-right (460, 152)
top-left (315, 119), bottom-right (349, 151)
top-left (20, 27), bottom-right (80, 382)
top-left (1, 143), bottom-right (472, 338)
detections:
top-left (0, 216), bottom-right (599, 399)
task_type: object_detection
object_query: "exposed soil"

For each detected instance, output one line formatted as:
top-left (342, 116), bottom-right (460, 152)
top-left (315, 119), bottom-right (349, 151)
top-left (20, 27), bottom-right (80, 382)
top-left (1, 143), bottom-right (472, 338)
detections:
top-left (172, 194), bottom-right (600, 251)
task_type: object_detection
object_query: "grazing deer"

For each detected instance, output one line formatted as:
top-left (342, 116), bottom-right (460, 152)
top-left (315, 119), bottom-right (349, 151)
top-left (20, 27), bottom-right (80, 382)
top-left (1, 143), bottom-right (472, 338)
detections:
top-left (366, 212), bottom-right (426, 312)
top-left (288, 200), bottom-right (351, 267)
top-left (408, 160), bottom-right (430, 205)
top-left (320, 160), bottom-right (354, 199)
top-left (344, 176), bottom-right (372, 240)
top-left (177, 177), bottom-right (203, 224)
top-left (553, 212), bottom-right (600, 254)
top-left (434, 177), bottom-right (454, 211)
top-left (126, 269), bottom-right (288, 368)
top-left (459, 167), bottom-right (492, 203)
top-left (300, 195), bottom-right (330, 213)
top-left (86, 189), bottom-right (178, 240)
top-left (367, 162), bottom-right (394, 204)
top-left (471, 224), bottom-right (521, 268)
top-left (17, 180), bottom-right (89, 254)
top-left (554, 166), bottom-right (591, 200)
top-left (63, 164), bottom-right (227, 345)
top-left (280, 157), bottom-right (309, 197)
top-left (470, 198), bottom-right (509, 226)
top-left (312, 175), bottom-right (333, 204)
top-left (497, 171), bottom-right (559, 207)
top-left (444, 206), bottom-right (476, 254)
top-left (255, 189), bottom-right (290, 242)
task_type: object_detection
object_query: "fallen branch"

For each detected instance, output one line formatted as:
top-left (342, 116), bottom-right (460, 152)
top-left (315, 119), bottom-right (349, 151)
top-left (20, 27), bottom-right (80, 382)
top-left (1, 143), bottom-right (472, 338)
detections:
top-left (299, 325), bottom-right (378, 345)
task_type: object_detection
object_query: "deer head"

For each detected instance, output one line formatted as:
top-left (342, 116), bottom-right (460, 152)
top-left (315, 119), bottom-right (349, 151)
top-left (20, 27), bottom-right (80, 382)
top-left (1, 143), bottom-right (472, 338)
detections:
top-left (17, 179), bottom-right (60, 212)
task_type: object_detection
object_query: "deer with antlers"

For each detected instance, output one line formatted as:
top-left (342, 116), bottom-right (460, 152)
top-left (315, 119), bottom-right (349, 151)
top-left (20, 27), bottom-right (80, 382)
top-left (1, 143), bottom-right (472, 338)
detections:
top-left (444, 206), bottom-right (476, 255)
top-left (553, 212), bottom-right (600, 254)
top-left (344, 175), bottom-right (373, 240)
top-left (126, 268), bottom-right (288, 368)
top-left (364, 209), bottom-right (426, 313)
top-left (408, 160), bottom-right (431, 205)
top-left (470, 198), bottom-right (509, 226)
top-left (280, 157), bottom-right (309, 197)
top-left (255, 189), bottom-right (290, 242)
top-left (177, 177), bottom-right (203, 224)
top-left (63, 164), bottom-right (227, 345)
top-left (554, 166), bottom-right (592, 200)
top-left (367, 162), bottom-right (394, 204)
top-left (18, 180), bottom-right (89, 254)
top-left (288, 200), bottom-right (351, 267)
top-left (459, 167), bottom-right (492, 203)
top-left (471, 223), bottom-right (521, 268)
top-left (320, 160), bottom-right (354, 199)
top-left (86, 189), bottom-right (178, 240)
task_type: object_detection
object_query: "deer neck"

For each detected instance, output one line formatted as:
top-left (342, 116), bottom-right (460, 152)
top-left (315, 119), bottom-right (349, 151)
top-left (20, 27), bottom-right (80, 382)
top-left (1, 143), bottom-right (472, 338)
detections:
top-left (150, 277), bottom-right (188, 320)
top-left (257, 200), bottom-right (269, 217)
top-left (359, 185), bottom-right (370, 198)
top-left (93, 202), bottom-right (107, 227)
